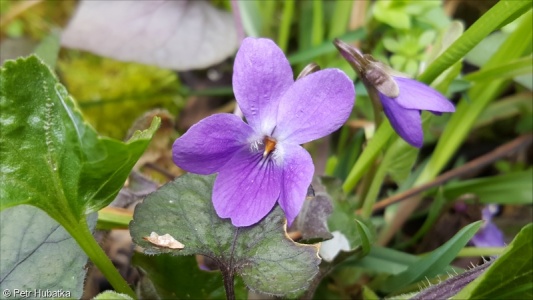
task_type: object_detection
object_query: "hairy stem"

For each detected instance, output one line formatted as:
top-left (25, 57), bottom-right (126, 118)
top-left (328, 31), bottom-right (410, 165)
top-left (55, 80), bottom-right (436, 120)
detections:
top-left (62, 216), bottom-right (136, 298)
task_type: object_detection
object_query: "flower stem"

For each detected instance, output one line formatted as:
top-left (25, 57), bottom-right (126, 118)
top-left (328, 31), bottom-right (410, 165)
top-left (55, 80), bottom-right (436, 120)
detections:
top-left (61, 216), bottom-right (136, 298)
top-left (367, 86), bottom-right (383, 128)
top-left (222, 268), bottom-right (236, 300)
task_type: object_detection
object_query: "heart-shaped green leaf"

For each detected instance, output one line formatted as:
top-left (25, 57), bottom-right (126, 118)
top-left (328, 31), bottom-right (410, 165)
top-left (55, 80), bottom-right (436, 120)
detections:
top-left (0, 55), bottom-right (160, 222)
top-left (129, 174), bottom-right (320, 297)
top-left (0, 205), bottom-right (96, 298)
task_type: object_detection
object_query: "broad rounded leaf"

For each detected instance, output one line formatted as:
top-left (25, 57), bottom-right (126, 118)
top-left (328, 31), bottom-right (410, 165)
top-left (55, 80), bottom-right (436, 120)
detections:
top-left (130, 174), bottom-right (320, 297)
top-left (61, 0), bottom-right (238, 71)
top-left (0, 205), bottom-right (96, 298)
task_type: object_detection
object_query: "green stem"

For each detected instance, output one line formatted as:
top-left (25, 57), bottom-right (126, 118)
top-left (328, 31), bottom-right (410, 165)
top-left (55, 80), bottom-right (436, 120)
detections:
top-left (63, 217), bottom-right (136, 298)
top-left (368, 85), bottom-right (383, 127)
top-left (342, 120), bottom-right (393, 193)
top-left (360, 155), bottom-right (389, 219)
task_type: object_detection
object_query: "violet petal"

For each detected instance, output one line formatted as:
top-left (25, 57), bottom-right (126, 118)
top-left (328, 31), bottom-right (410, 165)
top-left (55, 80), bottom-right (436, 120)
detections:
top-left (172, 113), bottom-right (254, 174)
top-left (471, 222), bottom-right (506, 248)
top-left (393, 77), bottom-right (455, 113)
top-left (212, 148), bottom-right (282, 227)
top-left (278, 143), bottom-right (314, 226)
top-left (233, 37), bottom-right (294, 134)
top-left (275, 69), bottom-right (355, 144)
top-left (380, 94), bottom-right (424, 148)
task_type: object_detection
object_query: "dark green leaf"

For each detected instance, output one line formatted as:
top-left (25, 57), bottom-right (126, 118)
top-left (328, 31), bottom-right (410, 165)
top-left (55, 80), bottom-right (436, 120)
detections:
top-left (354, 218), bottom-right (373, 257)
top-left (463, 56), bottom-right (532, 83)
top-left (0, 205), bottom-right (96, 299)
top-left (0, 55), bottom-right (160, 223)
top-left (319, 176), bottom-right (375, 254)
top-left (386, 135), bottom-right (419, 185)
top-left (380, 221), bottom-right (482, 293)
top-left (474, 93), bottom-right (533, 129)
top-left (441, 170), bottom-right (533, 205)
top-left (453, 223), bottom-right (533, 299)
top-left (133, 253), bottom-right (247, 300)
top-left (129, 174), bottom-right (320, 297)
top-left (350, 246), bottom-right (418, 275)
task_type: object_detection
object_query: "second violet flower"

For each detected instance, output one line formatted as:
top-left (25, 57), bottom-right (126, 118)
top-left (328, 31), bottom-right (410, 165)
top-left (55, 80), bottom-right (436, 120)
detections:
top-left (173, 37), bottom-right (355, 227)
top-left (334, 39), bottom-right (455, 148)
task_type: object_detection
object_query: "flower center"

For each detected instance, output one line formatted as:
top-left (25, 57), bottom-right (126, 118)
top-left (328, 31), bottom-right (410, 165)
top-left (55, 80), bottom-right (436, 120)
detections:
top-left (263, 136), bottom-right (277, 157)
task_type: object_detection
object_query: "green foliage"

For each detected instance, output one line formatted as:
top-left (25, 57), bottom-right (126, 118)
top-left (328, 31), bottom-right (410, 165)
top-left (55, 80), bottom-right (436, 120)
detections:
top-left (380, 221), bottom-right (482, 294)
top-left (0, 205), bottom-right (96, 299)
top-left (2, 0), bottom-right (532, 298)
top-left (453, 223), bottom-right (533, 299)
top-left (129, 174), bottom-right (320, 298)
top-left (319, 176), bottom-right (376, 254)
top-left (133, 253), bottom-right (247, 299)
top-left (0, 55), bottom-right (160, 297)
top-left (441, 170), bottom-right (533, 205)
top-left (0, 55), bottom-right (161, 217)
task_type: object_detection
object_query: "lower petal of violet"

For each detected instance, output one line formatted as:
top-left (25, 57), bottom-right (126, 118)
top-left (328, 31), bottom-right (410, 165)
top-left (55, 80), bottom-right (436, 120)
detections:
top-left (213, 147), bottom-right (283, 227)
top-left (471, 222), bottom-right (506, 248)
top-left (172, 113), bottom-right (254, 174)
top-left (380, 94), bottom-right (424, 148)
top-left (277, 143), bottom-right (314, 226)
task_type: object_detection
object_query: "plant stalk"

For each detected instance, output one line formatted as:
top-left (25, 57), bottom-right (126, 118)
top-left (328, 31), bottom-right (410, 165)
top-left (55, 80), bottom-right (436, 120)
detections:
top-left (222, 268), bottom-right (236, 300)
top-left (62, 216), bottom-right (136, 298)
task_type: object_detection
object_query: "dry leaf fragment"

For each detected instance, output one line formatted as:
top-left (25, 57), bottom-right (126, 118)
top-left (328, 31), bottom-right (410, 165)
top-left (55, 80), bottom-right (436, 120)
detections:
top-left (143, 232), bottom-right (184, 249)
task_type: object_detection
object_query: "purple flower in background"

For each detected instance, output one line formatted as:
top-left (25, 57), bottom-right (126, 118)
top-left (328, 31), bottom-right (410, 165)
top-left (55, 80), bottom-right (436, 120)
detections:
top-left (173, 37), bottom-right (355, 227)
top-left (378, 77), bottom-right (455, 147)
top-left (333, 39), bottom-right (455, 148)
top-left (471, 205), bottom-right (505, 248)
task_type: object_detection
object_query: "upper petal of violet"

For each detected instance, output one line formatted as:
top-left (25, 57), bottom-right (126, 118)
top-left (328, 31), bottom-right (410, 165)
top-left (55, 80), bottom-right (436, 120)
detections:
top-left (277, 143), bottom-right (314, 226)
top-left (275, 69), bottom-right (355, 144)
top-left (393, 77), bottom-right (455, 113)
top-left (172, 113), bottom-right (254, 174)
top-left (380, 94), bottom-right (424, 148)
top-left (212, 147), bottom-right (283, 227)
top-left (233, 37), bottom-right (294, 135)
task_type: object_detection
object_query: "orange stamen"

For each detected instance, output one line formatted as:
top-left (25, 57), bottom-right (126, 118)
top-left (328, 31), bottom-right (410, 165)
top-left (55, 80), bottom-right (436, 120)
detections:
top-left (263, 137), bottom-right (277, 157)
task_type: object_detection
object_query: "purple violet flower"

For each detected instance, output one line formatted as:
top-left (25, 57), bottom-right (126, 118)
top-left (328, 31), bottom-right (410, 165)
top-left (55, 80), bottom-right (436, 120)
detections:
top-left (172, 37), bottom-right (355, 227)
top-left (470, 205), bottom-right (505, 248)
top-left (334, 39), bottom-right (455, 148)
top-left (378, 77), bottom-right (455, 147)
